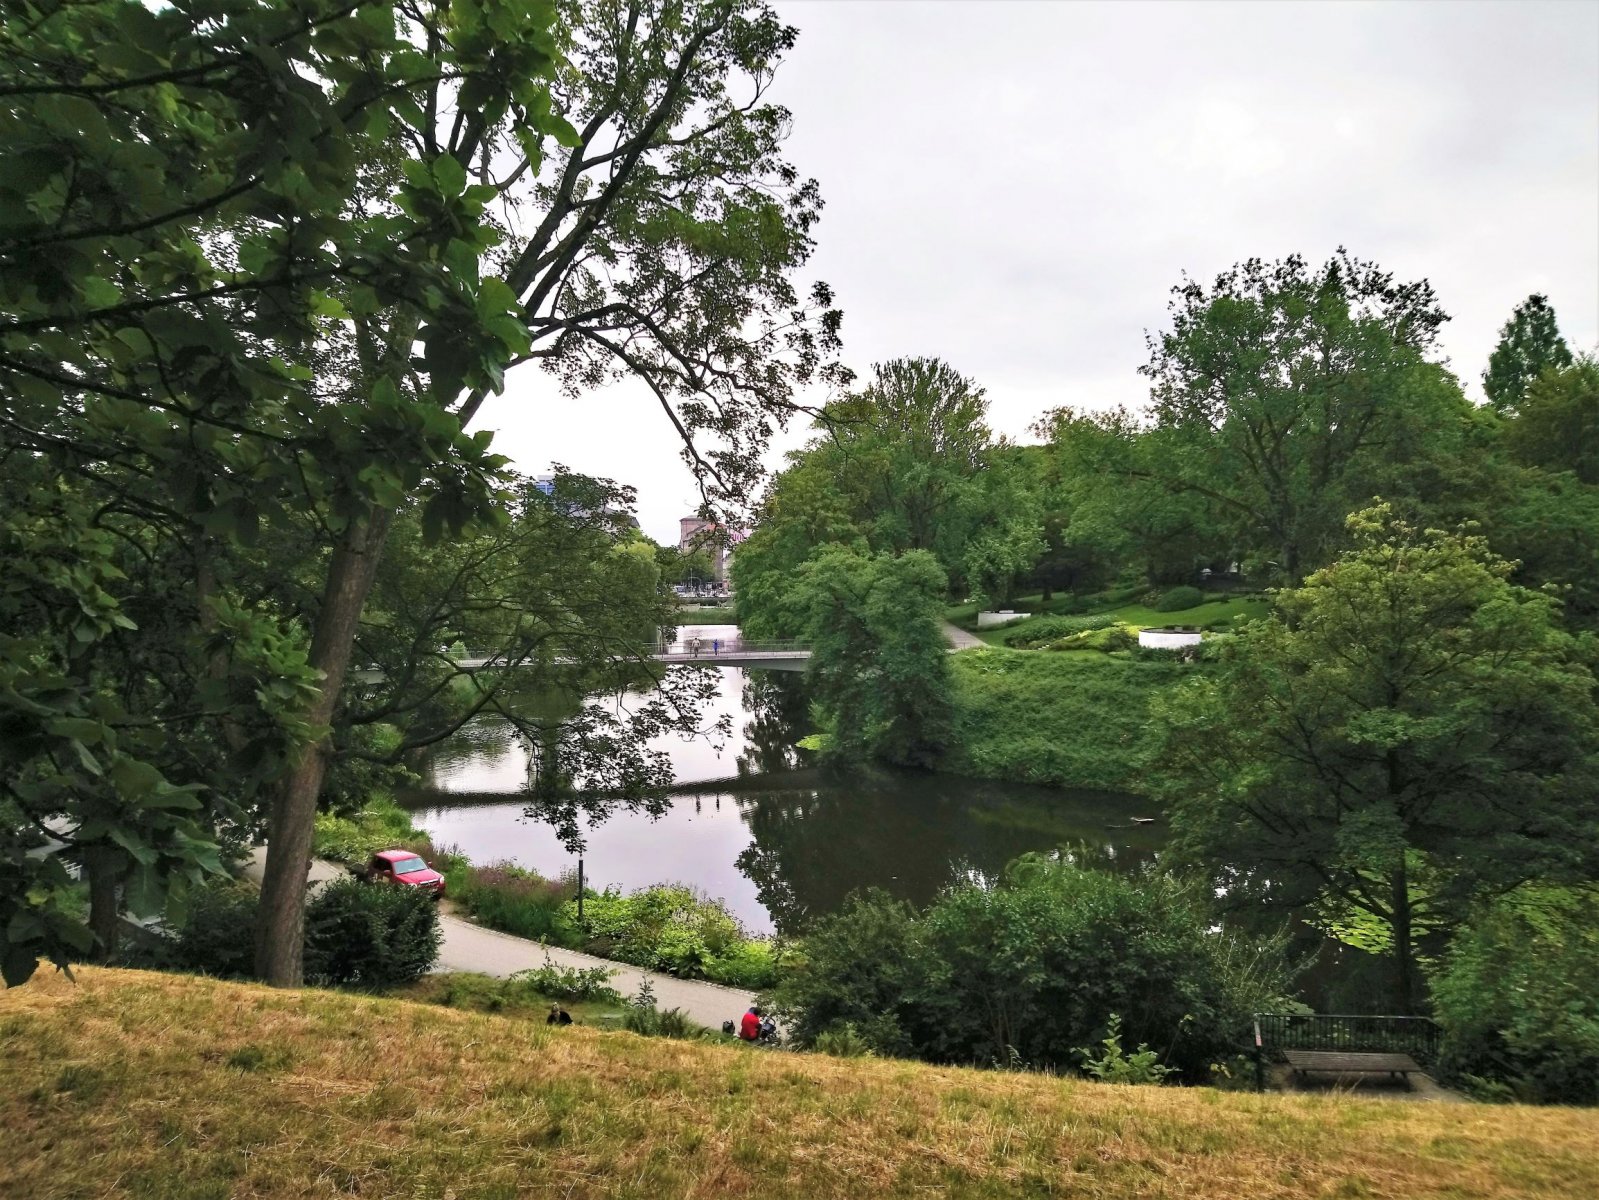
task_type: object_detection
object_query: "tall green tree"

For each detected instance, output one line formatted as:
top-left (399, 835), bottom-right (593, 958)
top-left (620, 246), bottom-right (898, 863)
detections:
top-left (1501, 354), bottom-right (1599, 484)
top-left (250, 0), bottom-right (845, 985)
top-left (1141, 251), bottom-right (1470, 583)
top-left (735, 356), bottom-right (1041, 634)
top-left (1150, 506), bottom-right (1599, 1010)
top-left (2, 0), bottom-right (845, 986)
top-left (1483, 294), bottom-right (1573, 415)
top-left (792, 547), bottom-right (953, 768)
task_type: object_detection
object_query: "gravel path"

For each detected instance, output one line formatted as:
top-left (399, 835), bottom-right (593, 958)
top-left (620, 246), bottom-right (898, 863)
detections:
top-left (941, 619), bottom-right (987, 650)
top-left (242, 848), bottom-right (756, 1031)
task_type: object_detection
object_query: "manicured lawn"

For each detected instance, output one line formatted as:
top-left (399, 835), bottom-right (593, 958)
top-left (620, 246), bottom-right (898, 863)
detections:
top-left (947, 594), bottom-right (1272, 647)
top-left (5, 968), bottom-right (1597, 1199)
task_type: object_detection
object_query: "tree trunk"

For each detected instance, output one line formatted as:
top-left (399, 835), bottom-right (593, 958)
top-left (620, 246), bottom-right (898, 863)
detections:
top-left (254, 505), bottom-right (396, 985)
top-left (84, 843), bottom-right (121, 962)
top-left (1391, 859), bottom-right (1415, 1014)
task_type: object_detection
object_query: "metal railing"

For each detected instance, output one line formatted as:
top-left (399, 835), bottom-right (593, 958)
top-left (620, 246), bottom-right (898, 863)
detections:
top-left (1252, 1012), bottom-right (1441, 1089)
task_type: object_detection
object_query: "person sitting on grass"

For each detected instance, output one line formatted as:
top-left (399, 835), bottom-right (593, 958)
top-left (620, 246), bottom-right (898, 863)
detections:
top-left (547, 1004), bottom-right (573, 1026)
top-left (739, 1005), bottom-right (762, 1041)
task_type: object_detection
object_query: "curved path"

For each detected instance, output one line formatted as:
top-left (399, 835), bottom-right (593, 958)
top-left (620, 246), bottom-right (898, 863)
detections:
top-left (242, 848), bottom-right (757, 1031)
top-left (941, 619), bottom-right (987, 650)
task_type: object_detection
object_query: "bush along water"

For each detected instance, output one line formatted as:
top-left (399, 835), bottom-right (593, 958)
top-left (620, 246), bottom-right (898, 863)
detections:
top-left (448, 863), bottom-right (782, 990)
top-left (763, 855), bottom-right (1292, 1081)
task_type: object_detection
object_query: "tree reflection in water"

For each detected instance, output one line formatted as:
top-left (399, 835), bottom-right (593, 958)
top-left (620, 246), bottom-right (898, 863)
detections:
top-left (732, 772), bottom-right (1162, 936)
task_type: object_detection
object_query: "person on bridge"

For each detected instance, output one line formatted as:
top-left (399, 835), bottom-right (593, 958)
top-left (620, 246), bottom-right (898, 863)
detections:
top-left (739, 1005), bottom-right (763, 1041)
top-left (712, 637), bottom-right (720, 655)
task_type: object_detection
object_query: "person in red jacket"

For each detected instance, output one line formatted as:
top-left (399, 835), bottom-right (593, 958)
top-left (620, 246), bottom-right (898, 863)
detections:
top-left (739, 1005), bottom-right (763, 1041)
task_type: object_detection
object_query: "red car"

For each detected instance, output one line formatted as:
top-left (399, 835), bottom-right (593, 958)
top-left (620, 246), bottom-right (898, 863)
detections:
top-left (363, 849), bottom-right (446, 898)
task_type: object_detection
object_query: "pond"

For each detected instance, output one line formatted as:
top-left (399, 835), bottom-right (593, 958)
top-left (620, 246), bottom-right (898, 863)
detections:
top-left (398, 632), bottom-right (1162, 937)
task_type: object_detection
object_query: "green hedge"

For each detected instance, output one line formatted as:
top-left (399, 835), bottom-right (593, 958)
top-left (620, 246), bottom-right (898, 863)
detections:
top-left (1154, 586), bottom-right (1205, 612)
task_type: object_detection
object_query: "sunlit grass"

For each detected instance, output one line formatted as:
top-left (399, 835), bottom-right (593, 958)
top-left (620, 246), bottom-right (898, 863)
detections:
top-left (4, 968), bottom-right (1597, 1198)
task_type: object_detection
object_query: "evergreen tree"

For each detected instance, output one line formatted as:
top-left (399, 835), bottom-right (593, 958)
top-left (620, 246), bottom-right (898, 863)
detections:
top-left (1483, 294), bottom-right (1573, 414)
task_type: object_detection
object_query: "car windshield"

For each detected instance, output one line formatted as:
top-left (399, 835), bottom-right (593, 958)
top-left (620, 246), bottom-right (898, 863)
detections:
top-left (389, 857), bottom-right (427, 875)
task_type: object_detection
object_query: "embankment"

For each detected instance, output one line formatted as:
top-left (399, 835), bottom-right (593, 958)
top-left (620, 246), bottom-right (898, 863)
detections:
top-left (4, 968), bottom-right (1596, 1199)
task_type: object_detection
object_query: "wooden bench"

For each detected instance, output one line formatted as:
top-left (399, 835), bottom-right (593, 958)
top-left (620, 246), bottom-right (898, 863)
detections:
top-left (1282, 1049), bottom-right (1421, 1082)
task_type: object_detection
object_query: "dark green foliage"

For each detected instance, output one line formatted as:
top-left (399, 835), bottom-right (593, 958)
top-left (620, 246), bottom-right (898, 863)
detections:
top-left (171, 880), bottom-right (261, 979)
top-left (1502, 355), bottom-right (1599, 484)
top-left (766, 858), bottom-right (1289, 1080)
top-left (1142, 251), bottom-right (1470, 582)
top-left (1151, 506), bottom-right (1599, 1010)
top-left (943, 650), bottom-right (1189, 791)
top-left (796, 547), bottom-right (955, 767)
top-left (1483, 294), bottom-right (1574, 414)
top-left (760, 892), bottom-right (933, 1059)
top-left (301, 879), bottom-right (441, 990)
top-left (1432, 887), bottom-right (1599, 1105)
top-left (1153, 586), bottom-right (1205, 612)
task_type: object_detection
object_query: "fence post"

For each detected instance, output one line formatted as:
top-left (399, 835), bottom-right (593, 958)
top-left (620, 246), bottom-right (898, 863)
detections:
top-left (1253, 1017), bottom-right (1264, 1092)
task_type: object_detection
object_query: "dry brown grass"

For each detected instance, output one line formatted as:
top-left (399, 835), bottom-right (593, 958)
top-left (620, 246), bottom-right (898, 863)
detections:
top-left (2, 967), bottom-right (1596, 1199)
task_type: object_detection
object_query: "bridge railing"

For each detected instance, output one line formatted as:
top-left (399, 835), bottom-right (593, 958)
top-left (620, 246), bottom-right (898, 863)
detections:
top-left (452, 640), bottom-right (812, 662)
top-left (657, 638), bottom-right (810, 654)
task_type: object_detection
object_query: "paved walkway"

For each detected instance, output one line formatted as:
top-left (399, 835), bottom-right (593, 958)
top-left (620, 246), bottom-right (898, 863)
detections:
top-left (242, 848), bottom-right (756, 1030)
top-left (941, 619), bottom-right (987, 650)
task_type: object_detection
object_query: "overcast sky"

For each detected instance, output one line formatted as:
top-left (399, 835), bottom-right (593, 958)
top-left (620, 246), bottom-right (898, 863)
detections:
top-left (477, 0), bottom-right (1599, 546)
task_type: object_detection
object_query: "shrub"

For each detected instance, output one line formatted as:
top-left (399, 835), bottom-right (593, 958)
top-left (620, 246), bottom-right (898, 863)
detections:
top-left (570, 883), bottom-right (779, 988)
top-left (1431, 886), bottom-right (1599, 1105)
top-left (813, 1023), bottom-right (876, 1058)
top-left (1003, 614), bottom-right (1115, 649)
top-left (1154, 586), bottom-right (1205, 612)
top-left (620, 978), bottom-right (700, 1039)
top-left (508, 959), bottom-right (623, 1004)
top-left (767, 858), bottom-right (1291, 1080)
top-left (1074, 1014), bottom-right (1176, 1085)
top-left (453, 862), bottom-right (577, 943)
top-left (1046, 623), bottom-right (1137, 653)
top-left (761, 892), bottom-right (931, 1058)
top-left (312, 795), bottom-right (455, 870)
top-left (171, 878), bottom-right (260, 978)
top-left (302, 878), bottom-right (441, 989)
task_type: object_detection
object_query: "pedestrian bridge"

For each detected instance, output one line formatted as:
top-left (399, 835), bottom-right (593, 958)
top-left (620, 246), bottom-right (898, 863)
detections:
top-left (431, 640), bottom-right (813, 676)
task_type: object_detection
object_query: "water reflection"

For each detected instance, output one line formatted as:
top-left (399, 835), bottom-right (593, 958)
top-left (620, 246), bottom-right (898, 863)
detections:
top-left (732, 773), bottom-right (1161, 935)
top-left (400, 664), bottom-right (1161, 935)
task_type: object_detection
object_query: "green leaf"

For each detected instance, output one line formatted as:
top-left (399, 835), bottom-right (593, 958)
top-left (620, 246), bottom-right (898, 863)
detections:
top-left (432, 153), bottom-right (468, 198)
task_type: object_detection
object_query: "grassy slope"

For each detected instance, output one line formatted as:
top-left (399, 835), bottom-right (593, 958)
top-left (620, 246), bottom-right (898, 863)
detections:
top-left (943, 649), bottom-right (1191, 792)
top-left (5, 970), bottom-right (1597, 1200)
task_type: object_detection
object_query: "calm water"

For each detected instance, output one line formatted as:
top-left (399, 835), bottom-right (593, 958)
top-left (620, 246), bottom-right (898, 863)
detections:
top-left (399, 628), bottom-right (1162, 936)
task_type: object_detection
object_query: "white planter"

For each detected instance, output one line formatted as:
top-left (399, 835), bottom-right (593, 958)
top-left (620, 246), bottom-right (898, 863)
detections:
top-left (1139, 628), bottom-right (1203, 649)
top-left (977, 610), bottom-right (1029, 628)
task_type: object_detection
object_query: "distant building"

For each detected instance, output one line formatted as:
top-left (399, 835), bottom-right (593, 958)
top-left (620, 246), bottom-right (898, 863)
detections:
top-left (678, 517), bottom-right (749, 583)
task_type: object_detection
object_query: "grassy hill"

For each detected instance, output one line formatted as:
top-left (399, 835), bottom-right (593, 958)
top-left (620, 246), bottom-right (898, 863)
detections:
top-left (4, 969), bottom-right (1597, 1199)
top-left (943, 650), bottom-right (1192, 792)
